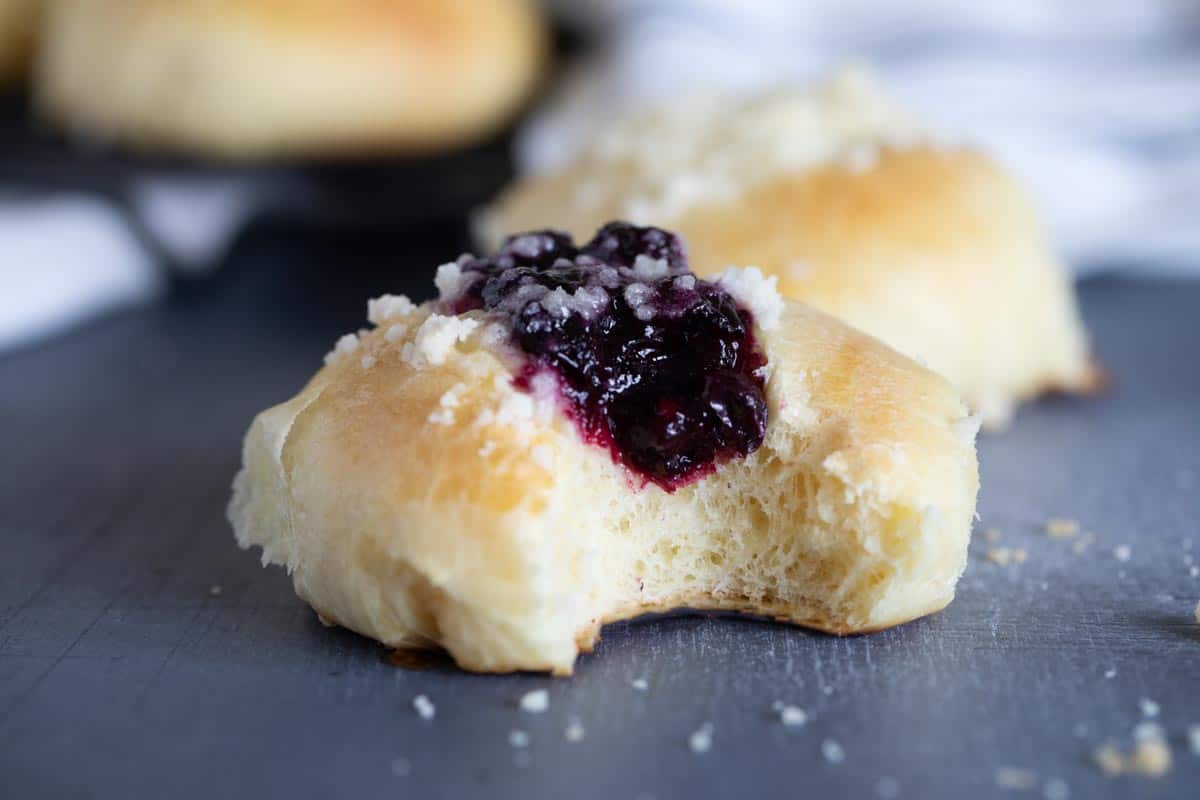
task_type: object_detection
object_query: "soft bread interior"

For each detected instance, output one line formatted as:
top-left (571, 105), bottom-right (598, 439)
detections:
top-left (231, 298), bottom-right (978, 674)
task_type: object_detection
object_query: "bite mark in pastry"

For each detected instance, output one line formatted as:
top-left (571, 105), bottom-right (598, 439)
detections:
top-left (484, 68), bottom-right (1099, 429)
top-left (229, 223), bottom-right (980, 674)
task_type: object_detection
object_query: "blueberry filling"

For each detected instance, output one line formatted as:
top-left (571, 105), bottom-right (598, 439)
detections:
top-left (448, 222), bottom-right (768, 491)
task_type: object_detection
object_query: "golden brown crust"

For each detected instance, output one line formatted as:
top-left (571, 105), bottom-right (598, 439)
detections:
top-left (488, 144), bottom-right (1096, 428)
top-left (36, 0), bottom-right (547, 159)
top-left (230, 293), bottom-right (979, 675)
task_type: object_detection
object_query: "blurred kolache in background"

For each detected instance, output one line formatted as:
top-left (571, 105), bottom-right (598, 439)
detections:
top-left (0, 0), bottom-right (1197, 357)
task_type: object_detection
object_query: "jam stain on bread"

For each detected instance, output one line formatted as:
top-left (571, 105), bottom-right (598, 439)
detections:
top-left (442, 223), bottom-right (768, 490)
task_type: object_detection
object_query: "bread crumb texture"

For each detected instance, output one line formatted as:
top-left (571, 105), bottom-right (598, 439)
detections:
top-left (228, 288), bottom-right (978, 674)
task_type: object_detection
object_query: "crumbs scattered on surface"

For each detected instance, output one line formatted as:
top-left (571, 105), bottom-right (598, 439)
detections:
top-left (985, 528), bottom-right (1003, 544)
top-left (1045, 518), bottom-right (1080, 538)
top-left (1188, 724), bottom-right (1200, 755)
top-left (412, 695), bottom-right (435, 721)
top-left (631, 678), bottom-right (649, 692)
top-left (688, 723), bottom-right (714, 754)
top-left (208, 585), bottom-right (222, 597)
top-left (994, 767), bottom-right (1037, 790)
top-left (1043, 778), bottom-right (1070, 800)
top-left (779, 706), bottom-right (808, 727)
top-left (1093, 744), bottom-right (1125, 777)
top-left (508, 729), bottom-right (530, 748)
top-left (519, 689), bottom-right (549, 713)
top-left (1104, 668), bottom-right (1117, 679)
top-left (1131, 724), bottom-right (1173, 777)
top-left (1113, 545), bottom-right (1132, 562)
top-left (1072, 532), bottom-right (1097, 555)
top-left (1093, 723), bottom-right (1172, 778)
top-left (821, 739), bottom-right (845, 764)
top-left (986, 547), bottom-right (1028, 566)
top-left (1140, 698), bottom-right (1160, 718)
top-left (565, 718), bottom-right (585, 743)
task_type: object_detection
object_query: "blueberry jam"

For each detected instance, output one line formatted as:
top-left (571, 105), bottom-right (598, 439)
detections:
top-left (448, 223), bottom-right (768, 491)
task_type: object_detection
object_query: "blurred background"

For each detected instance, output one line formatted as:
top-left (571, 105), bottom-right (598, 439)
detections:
top-left (1, 0), bottom-right (1198, 353)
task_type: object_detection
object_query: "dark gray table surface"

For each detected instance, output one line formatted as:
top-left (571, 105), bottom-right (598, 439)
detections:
top-left (2, 230), bottom-right (1198, 799)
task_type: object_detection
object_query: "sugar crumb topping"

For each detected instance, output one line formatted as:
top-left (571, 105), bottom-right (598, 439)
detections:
top-left (715, 266), bottom-right (783, 331)
top-left (402, 314), bottom-right (479, 369)
top-left (428, 383), bottom-right (466, 426)
top-left (367, 294), bottom-right (416, 325)
top-left (434, 261), bottom-right (471, 301)
top-left (560, 67), bottom-right (926, 225)
top-left (323, 333), bottom-right (360, 366)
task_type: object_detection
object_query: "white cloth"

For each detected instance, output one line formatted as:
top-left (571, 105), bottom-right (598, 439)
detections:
top-left (0, 178), bottom-right (255, 352)
top-left (0, 195), bottom-right (161, 351)
top-left (525, 0), bottom-right (1200, 272)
